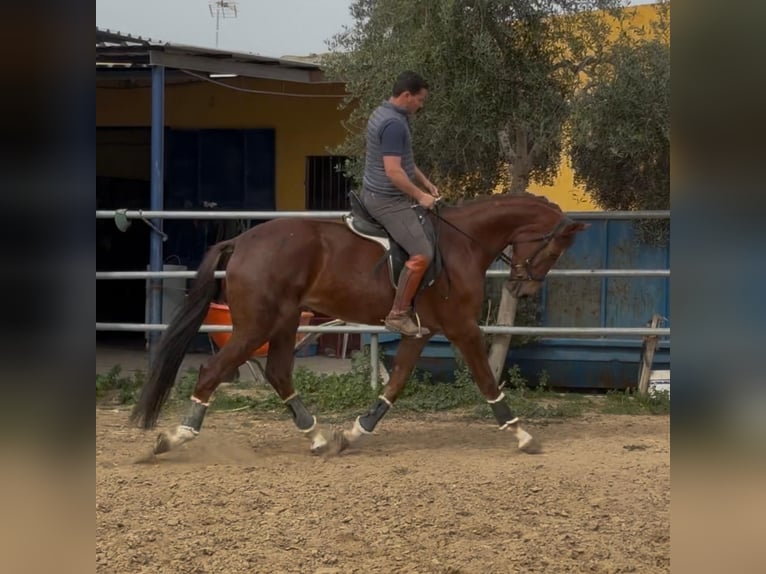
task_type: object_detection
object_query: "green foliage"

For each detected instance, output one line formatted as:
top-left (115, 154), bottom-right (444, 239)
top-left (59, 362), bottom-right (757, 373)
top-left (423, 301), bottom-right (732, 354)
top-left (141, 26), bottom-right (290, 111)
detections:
top-left (505, 364), bottom-right (529, 392)
top-left (174, 368), bottom-right (199, 402)
top-left (397, 356), bottom-right (482, 412)
top-left (601, 388), bottom-right (670, 415)
top-left (492, 364), bottom-right (586, 418)
top-left (95, 366), bottom-right (144, 405)
top-left (96, 353), bottom-right (668, 420)
top-left (324, 0), bottom-right (624, 197)
top-left (291, 367), bottom-right (377, 412)
top-left (321, 0), bottom-right (636, 350)
top-left (567, 3), bottom-right (670, 243)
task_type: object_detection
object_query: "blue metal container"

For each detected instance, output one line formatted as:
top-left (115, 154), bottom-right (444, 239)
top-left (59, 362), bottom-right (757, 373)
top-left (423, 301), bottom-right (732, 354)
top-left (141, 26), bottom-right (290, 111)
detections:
top-left (369, 334), bottom-right (669, 389)
top-left (505, 338), bottom-right (670, 389)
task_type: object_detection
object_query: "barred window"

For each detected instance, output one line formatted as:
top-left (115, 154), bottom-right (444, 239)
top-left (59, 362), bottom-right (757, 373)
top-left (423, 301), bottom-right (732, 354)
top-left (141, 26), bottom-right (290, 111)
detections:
top-left (305, 156), bottom-right (353, 210)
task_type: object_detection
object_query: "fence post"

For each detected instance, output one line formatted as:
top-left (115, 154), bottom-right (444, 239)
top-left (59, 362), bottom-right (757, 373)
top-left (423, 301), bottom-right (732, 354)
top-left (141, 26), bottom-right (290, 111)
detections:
top-left (370, 334), bottom-right (379, 389)
top-left (488, 257), bottom-right (519, 383)
top-left (637, 314), bottom-right (662, 395)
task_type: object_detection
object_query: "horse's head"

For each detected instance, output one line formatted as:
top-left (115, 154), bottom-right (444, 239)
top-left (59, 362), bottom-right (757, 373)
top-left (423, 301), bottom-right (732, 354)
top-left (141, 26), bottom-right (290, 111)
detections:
top-left (507, 217), bottom-right (589, 298)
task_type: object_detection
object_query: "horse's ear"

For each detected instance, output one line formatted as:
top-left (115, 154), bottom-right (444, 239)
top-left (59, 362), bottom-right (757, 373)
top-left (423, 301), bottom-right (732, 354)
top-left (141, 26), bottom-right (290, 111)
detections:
top-left (562, 221), bottom-right (590, 236)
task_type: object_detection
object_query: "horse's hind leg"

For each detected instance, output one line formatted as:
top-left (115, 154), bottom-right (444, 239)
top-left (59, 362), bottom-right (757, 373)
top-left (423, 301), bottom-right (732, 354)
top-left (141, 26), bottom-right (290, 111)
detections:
top-left (336, 336), bottom-right (429, 452)
top-left (263, 318), bottom-right (331, 454)
top-left (153, 330), bottom-right (264, 455)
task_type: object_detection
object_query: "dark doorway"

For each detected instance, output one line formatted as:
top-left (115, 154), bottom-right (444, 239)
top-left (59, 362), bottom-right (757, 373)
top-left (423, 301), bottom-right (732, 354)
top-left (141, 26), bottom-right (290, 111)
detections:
top-left (96, 127), bottom-right (277, 345)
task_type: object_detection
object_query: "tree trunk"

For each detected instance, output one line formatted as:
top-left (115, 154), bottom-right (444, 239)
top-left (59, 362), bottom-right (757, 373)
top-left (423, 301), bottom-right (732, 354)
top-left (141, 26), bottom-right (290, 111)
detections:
top-left (510, 172), bottom-right (529, 195)
top-left (487, 259), bottom-right (519, 384)
top-left (487, 127), bottom-right (530, 384)
top-left (510, 128), bottom-right (531, 194)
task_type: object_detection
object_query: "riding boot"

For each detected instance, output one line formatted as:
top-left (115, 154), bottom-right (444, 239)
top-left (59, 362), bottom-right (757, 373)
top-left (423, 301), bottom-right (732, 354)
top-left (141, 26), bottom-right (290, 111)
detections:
top-left (384, 254), bottom-right (430, 337)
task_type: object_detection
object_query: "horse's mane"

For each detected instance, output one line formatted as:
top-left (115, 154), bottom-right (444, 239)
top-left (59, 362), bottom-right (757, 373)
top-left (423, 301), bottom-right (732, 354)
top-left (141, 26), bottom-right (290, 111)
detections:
top-left (444, 191), bottom-right (563, 214)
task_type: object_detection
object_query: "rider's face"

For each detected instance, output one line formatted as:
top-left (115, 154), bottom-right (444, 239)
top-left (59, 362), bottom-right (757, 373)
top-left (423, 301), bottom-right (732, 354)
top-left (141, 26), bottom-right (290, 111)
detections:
top-left (404, 89), bottom-right (428, 115)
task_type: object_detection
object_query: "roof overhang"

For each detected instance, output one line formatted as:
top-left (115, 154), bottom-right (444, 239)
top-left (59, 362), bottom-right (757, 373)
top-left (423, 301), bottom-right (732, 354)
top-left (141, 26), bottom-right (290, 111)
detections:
top-left (147, 50), bottom-right (321, 83)
top-left (96, 27), bottom-right (332, 84)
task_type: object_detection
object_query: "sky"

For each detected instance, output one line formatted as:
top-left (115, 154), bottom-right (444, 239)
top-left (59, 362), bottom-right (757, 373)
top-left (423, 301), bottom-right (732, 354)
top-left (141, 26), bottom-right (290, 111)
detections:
top-left (96, 0), bottom-right (356, 58)
top-left (96, 0), bottom-right (657, 59)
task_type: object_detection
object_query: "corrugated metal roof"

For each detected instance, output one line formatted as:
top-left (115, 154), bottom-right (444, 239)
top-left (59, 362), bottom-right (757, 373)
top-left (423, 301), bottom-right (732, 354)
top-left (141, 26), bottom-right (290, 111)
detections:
top-left (96, 27), bottom-right (327, 81)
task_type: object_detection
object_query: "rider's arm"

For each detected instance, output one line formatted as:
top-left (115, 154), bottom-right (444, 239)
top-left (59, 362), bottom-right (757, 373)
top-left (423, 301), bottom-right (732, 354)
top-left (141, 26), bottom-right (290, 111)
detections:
top-left (383, 156), bottom-right (429, 202)
top-left (380, 122), bottom-right (430, 202)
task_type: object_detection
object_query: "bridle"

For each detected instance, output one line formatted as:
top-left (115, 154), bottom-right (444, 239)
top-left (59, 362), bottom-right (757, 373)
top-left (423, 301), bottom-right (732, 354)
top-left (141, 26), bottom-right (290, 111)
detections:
top-left (428, 203), bottom-right (570, 283)
top-left (508, 217), bottom-right (570, 282)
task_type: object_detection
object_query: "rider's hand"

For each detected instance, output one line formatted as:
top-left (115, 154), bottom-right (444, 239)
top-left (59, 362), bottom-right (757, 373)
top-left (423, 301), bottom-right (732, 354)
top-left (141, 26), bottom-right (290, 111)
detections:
top-left (418, 192), bottom-right (437, 210)
top-left (425, 181), bottom-right (440, 198)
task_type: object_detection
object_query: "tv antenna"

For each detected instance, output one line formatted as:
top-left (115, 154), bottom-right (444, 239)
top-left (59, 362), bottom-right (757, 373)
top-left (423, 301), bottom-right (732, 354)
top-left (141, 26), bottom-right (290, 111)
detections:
top-left (208, 1), bottom-right (239, 48)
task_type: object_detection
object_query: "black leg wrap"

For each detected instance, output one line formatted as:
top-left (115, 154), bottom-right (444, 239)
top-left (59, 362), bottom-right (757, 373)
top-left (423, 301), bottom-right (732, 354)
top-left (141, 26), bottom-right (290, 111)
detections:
top-left (489, 399), bottom-right (516, 427)
top-left (181, 400), bottom-right (208, 433)
top-left (284, 394), bottom-right (315, 432)
top-left (358, 397), bottom-right (391, 433)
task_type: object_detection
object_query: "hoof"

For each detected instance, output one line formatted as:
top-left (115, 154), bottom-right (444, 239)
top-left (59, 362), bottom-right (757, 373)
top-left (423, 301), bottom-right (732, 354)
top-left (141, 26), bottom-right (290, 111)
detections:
top-left (152, 426), bottom-right (197, 455)
top-left (153, 432), bottom-right (172, 455)
top-left (517, 431), bottom-right (542, 454)
top-left (308, 429), bottom-right (331, 455)
top-left (332, 418), bottom-right (371, 456)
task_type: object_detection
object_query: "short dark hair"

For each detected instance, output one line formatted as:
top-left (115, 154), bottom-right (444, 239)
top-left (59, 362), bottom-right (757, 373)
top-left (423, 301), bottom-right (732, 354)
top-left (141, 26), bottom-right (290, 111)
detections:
top-left (392, 71), bottom-right (429, 97)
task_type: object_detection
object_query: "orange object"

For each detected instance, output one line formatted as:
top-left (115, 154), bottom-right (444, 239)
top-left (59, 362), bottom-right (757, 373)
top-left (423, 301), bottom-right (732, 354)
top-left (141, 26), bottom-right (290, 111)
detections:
top-left (204, 302), bottom-right (314, 358)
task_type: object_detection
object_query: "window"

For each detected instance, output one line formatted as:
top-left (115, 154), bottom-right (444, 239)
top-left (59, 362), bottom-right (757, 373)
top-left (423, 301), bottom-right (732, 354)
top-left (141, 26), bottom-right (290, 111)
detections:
top-left (305, 156), bottom-right (353, 210)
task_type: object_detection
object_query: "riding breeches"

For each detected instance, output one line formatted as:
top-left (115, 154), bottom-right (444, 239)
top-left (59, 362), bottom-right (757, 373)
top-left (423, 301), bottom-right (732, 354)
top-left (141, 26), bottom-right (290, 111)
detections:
top-left (361, 190), bottom-right (435, 259)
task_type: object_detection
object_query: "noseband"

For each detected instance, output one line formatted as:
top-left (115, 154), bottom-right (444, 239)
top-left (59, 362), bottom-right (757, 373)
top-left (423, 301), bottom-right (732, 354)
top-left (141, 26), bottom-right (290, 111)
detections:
top-left (509, 217), bottom-right (571, 282)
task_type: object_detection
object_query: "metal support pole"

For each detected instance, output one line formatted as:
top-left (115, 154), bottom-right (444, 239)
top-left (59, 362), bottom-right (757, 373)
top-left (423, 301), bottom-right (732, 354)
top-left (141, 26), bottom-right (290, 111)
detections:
top-left (370, 334), bottom-right (379, 389)
top-left (148, 64), bottom-right (165, 366)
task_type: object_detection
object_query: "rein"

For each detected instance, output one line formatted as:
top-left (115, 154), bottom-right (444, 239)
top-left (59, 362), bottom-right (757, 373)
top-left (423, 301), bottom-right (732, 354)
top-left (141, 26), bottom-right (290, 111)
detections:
top-left (429, 203), bottom-right (569, 278)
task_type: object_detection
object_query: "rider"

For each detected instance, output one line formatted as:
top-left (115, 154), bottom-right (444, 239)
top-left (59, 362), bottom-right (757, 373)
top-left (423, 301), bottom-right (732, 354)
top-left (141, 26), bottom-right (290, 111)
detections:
top-left (361, 70), bottom-right (440, 337)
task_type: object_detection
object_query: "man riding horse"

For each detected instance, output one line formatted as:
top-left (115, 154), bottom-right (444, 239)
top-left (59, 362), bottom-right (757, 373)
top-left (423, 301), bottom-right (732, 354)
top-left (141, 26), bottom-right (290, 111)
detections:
top-left (362, 71), bottom-right (440, 338)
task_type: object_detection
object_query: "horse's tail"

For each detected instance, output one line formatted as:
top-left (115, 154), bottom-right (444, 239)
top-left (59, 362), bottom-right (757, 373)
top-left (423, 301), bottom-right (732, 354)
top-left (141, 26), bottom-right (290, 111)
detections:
top-left (130, 239), bottom-right (235, 430)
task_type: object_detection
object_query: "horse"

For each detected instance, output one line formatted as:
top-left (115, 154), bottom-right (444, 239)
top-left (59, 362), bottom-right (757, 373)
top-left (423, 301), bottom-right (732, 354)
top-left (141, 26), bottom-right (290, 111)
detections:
top-left (131, 192), bottom-right (588, 456)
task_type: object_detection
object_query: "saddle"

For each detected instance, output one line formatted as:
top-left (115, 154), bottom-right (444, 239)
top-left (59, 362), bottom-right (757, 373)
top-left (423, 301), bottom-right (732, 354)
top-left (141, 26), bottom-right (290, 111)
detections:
top-left (343, 191), bottom-right (442, 290)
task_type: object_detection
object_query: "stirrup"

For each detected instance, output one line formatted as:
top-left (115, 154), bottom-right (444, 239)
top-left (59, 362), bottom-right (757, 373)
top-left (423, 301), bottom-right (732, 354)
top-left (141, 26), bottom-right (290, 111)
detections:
top-left (384, 311), bottom-right (430, 338)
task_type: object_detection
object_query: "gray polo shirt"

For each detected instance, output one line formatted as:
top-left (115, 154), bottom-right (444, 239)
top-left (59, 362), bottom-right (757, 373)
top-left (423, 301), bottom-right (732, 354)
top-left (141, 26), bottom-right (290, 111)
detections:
top-left (362, 101), bottom-right (416, 196)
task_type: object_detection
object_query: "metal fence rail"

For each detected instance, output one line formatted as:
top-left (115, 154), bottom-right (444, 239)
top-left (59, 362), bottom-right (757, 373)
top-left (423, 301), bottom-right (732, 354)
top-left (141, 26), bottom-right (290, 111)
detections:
top-left (98, 209), bottom-right (670, 220)
top-left (96, 269), bottom-right (669, 279)
top-left (96, 323), bottom-right (671, 337)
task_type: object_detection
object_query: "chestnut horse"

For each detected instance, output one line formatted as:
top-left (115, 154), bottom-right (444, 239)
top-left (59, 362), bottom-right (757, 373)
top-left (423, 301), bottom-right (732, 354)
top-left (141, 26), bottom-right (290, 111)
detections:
top-left (131, 192), bottom-right (587, 456)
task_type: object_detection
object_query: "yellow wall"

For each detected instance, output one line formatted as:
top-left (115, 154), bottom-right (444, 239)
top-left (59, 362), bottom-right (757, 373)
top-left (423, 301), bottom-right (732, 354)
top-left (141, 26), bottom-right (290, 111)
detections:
top-left (527, 157), bottom-right (599, 211)
top-left (96, 77), bottom-right (349, 210)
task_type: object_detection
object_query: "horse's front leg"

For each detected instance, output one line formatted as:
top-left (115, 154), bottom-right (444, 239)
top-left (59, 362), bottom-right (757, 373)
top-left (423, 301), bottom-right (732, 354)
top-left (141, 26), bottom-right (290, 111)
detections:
top-left (450, 324), bottom-right (540, 453)
top-left (335, 336), bottom-right (429, 452)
